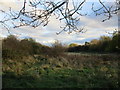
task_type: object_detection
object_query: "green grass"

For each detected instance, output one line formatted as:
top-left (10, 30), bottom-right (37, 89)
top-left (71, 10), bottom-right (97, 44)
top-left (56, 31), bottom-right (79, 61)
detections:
top-left (2, 53), bottom-right (119, 88)
top-left (3, 67), bottom-right (119, 88)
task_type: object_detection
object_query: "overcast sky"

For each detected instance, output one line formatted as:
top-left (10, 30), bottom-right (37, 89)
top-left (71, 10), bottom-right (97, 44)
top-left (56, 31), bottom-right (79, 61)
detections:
top-left (0, 0), bottom-right (118, 46)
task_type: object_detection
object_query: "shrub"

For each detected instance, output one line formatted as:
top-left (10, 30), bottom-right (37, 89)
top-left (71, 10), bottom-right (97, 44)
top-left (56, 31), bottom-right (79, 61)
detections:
top-left (47, 40), bottom-right (66, 57)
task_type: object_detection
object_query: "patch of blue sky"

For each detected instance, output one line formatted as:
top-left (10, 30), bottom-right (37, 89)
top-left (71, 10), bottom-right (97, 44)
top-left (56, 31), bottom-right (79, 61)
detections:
top-left (0, 0), bottom-right (118, 46)
top-left (19, 35), bottom-right (32, 39)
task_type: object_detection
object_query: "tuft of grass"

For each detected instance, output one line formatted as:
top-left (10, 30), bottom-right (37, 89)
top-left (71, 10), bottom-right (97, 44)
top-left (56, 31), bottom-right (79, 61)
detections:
top-left (2, 53), bottom-right (119, 88)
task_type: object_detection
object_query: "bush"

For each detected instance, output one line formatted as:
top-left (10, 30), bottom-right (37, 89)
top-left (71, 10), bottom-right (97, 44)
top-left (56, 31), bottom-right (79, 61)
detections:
top-left (47, 40), bottom-right (66, 57)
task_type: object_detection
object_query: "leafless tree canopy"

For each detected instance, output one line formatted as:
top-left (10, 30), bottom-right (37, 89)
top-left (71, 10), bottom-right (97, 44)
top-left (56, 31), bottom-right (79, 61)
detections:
top-left (0, 0), bottom-right (120, 34)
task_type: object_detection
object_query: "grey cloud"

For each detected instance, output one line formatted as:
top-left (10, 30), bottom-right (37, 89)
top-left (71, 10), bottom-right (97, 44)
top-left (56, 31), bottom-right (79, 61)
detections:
top-left (0, 1), bottom-right (118, 46)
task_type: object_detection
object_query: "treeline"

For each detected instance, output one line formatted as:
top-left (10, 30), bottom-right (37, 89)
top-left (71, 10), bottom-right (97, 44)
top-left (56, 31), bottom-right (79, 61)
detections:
top-left (2, 31), bottom-right (120, 60)
top-left (2, 35), bottom-right (65, 59)
top-left (68, 31), bottom-right (120, 53)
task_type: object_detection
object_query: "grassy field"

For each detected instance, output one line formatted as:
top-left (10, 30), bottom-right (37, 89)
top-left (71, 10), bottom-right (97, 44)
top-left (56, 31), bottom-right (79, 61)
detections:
top-left (2, 53), bottom-right (119, 88)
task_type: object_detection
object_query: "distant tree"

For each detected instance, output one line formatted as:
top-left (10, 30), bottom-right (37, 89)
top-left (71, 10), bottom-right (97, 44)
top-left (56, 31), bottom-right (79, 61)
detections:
top-left (90, 39), bottom-right (99, 45)
top-left (2, 35), bottom-right (20, 50)
top-left (2, 35), bottom-right (52, 59)
top-left (68, 32), bottom-right (120, 53)
top-left (99, 36), bottom-right (111, 42)
top-left (69, 43), bottom-right (78, 47)
top-left (85, 42), bottom-right (90, 46)
top-left (2, 35), bottom-right (24, 59)
top-left (98, 36), bottom-right (111, 51)
top-left (110, 31), bottom-right (120, 52)
top-left (49, 40), bottom-right (66, 57)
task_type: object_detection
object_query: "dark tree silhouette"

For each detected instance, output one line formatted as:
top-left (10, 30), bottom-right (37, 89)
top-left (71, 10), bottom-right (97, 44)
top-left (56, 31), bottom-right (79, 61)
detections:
top-left (0, 0), bottom-right (119, 34)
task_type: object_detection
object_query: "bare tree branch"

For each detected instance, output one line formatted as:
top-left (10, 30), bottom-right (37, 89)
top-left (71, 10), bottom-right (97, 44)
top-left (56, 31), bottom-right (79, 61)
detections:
top-left (0, 0), bottom-right (119, 34)
top-left (92, 0), bottom-right (120, 22)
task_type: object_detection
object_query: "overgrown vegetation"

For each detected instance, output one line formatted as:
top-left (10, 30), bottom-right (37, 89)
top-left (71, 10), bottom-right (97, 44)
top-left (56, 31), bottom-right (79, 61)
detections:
top-left (2, 33), bottom-right (120, 88)
top-left (2, 35), bottom-right (66, 60)
top-left (68, 31), bottom-right (120, 53)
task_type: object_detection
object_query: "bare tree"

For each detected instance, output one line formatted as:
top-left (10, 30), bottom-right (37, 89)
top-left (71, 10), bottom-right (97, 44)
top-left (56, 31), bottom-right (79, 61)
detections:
top-left (0, 0), bottom-right (119, 34)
